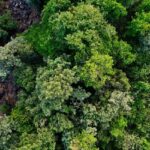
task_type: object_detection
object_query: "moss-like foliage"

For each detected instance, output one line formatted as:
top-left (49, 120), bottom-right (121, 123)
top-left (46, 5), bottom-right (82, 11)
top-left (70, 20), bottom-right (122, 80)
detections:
top-left (0, 11), bottom-right (17, 44)
top-left (0, 0), bottom-right (150, 149)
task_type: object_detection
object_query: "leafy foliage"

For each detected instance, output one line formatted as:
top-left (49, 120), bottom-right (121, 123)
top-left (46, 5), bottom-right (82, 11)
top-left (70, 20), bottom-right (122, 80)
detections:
top-left (128, 12), bottom-right (150, 37)
top-left (86, 0), bottom-right (127, 22)
top-left (0, 0), bottom-right (150, 149)
top-left (0, 11), bottom-right (17, 43)
top-left (63, 130), bottom-right (98, 150)
top-left (80, 53), bottom-right (114, 89)
top-left (0, 116), bottom-right (13, 150)
top-left (36, 57), bottom-right (78, 115)
top-left (98, 90), bottom-right (133, 127)
top-left (17, 128), bottom-right (56, 150)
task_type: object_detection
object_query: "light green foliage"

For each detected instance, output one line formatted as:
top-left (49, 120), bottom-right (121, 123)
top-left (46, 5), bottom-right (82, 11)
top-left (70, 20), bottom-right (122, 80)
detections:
top-left (5, 37), bottom-right (34, 61)
top-left (65, 30), bottom-right (107, 63)
top-left (26, 2), bottom-right (135, 70)
top-left (121, 133), bottom-right (150, 150)
top-left (11, 107), bottom-right (34, 133)
top-left (80, 53), bottom-right (114, 89)
top-left (96, 92), bottom-right (133, 148)
top-left (63, 130), bottom-right (99, 150)
top-left (0, 45), bottom-right (21, 80)
top-left (36, 57), bottom-right (78, 115)
top-left (0, 41), bottom-right (19, 65)
top-left (122, 133), bottom-right (141, 150)
top-left (26, 3), bottom-right (117, 58)
top-left (17, 128), bottom-right (56, 150)
top-left (0, 116), bottom-right (17, 150)
top-left (0, 117), bottom-right (12, 150)
top-left (98, 90), bottom-right (133, 127)
top-left (49, 113), bottom-right (73, 133)
top-left (0, 37), bottom-right (34, 80)
top-left (9, 91), bottom-right (34, 134)
top-left (110, 117), bottom-right (127, 138)
top-left (50, 4), bottom-right (116, 57)
top-left (81, 104), bottom-right (98, 133)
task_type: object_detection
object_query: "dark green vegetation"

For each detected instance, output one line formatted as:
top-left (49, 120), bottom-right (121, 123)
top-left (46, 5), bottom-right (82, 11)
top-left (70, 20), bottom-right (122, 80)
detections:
top-left (0, 11), bottom-right (17, 45)
top-left (0, 0), bottom-right (150, 149)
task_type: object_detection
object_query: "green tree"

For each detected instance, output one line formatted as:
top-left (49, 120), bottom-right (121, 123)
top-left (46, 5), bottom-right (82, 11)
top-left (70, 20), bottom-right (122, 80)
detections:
top-left (63, 130), bottom-right (99, 150)
top-left (36, 57), bottom-right (78, 115)
top-left (17, 128), bottom-right (56, 150)
top-left (0, 11), bottom-right (17, 44)
top-left (80, 52), bottom-right (114, 89)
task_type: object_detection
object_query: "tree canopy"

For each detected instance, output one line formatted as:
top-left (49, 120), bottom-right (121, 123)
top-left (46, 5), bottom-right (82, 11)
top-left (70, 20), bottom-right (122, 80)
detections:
top-left (0, 0), bottom-right (150, 149)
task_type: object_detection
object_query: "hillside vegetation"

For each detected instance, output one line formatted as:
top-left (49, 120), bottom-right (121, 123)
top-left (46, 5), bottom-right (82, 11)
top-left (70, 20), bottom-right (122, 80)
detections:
top-left (0, 0), bottom-right (150, 149)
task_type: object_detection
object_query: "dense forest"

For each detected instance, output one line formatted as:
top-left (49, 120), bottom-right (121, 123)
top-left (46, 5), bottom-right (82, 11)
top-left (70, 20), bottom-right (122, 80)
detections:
top-left (0, 0), bottom-right (150, 149)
